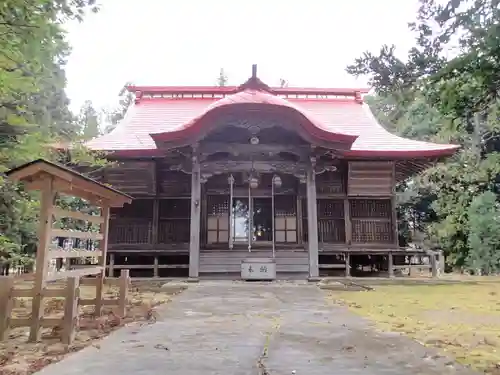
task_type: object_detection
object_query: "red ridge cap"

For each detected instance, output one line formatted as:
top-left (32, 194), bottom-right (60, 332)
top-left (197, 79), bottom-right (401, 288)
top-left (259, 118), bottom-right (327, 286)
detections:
top-left (127, 85), bottom-right (371, 97)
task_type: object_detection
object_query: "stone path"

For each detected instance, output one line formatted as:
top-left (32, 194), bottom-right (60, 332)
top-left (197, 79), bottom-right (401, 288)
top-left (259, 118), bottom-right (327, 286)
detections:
top-left (36, 281), bottom-right (477, 375)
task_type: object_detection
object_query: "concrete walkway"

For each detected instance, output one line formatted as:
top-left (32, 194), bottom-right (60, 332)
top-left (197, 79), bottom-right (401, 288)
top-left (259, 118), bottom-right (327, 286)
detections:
top-left (36, 281), bottom-right (477, 375)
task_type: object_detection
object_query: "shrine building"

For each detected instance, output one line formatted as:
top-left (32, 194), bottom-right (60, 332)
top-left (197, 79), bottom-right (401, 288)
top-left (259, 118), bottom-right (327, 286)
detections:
top-left (85, 65), bottom-right (458, 279)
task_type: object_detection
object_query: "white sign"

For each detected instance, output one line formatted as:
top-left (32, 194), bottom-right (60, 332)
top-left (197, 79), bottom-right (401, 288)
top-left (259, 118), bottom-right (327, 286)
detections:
top-left (241, 258), bottom-right (276, 280)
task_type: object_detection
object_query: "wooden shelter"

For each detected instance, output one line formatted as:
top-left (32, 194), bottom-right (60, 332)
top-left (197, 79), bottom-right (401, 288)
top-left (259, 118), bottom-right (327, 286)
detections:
top-left (83, 65), bottom-right (458, 279)
top-left (4, 159), bottom-right (132, 341)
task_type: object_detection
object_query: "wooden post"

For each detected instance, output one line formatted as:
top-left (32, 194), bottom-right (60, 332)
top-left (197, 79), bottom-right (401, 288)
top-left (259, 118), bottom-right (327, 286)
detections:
top-left (438, 250), bottom-right (445, 275)
top-left (306, 159), bottom-right (319, 279)
top-left (391, 163), bottom-right (399, 247)
top-left (108, 253), bottom-right (115, 277)
top-left (30, 177), bottom-right (55, 342)
top-left (200, 182), bottom-right (208, 248)
top-left (189, 155), bottom-right (201, 278)
top-left (408, 255), bottom-right (415, 277)
top-left (388, 252), bottom-right (394, 278)
top-left (0, 276), bottom-right (14, 341)
top-left (152, 199), bottom-right (159, 245)
top-left (62, 276), bottom-right (80, 345)
top-left (153, 256), bottom-right (159, 278)
top-left (344, 199), bottom-right (352, 245)
top-left (430, 252), bottom-right (438, 278)
top-left (95, 204), bottom-right (110, 317)
top-left (344, 252), bottom-right (350, 277)
top-left (118, 269), bottom-right (129, 317)
top-left (296, 196), bottom-right (303, 246)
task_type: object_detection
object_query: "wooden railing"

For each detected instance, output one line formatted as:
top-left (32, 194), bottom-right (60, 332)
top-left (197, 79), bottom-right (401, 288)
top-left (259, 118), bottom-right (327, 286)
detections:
top-left (158, 219), bottom-right (190, 244)
top-left (0, 271), bottom-right (129, 343)
top-left (351, 218), bottom-right (392, 243)
top-left (318, 218), bottom-right (345, 243)
top-left (109, 220), bottom-right (152, 244)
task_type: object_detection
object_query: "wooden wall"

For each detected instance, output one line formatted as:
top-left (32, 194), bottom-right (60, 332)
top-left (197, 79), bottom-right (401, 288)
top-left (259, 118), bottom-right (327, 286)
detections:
top-left (105, 158), bottom-right (398, 248)
top-left (347, 161), bottom-right (393, 196)
top-left (104, 161), bottom-right (155, 196)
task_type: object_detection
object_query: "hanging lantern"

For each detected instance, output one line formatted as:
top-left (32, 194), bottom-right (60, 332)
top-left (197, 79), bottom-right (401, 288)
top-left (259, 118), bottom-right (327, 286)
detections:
top-left (272, 175), bottom-right (282, 188)
top-left (249, 175), bottom-right (259, 189)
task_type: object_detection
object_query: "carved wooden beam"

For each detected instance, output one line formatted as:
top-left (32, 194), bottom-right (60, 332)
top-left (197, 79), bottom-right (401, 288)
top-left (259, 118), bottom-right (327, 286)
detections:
top-left (199, 160), bottom-right (308, 179)
top-left (197, 142), bottom-right (309, 159)
top-left (169, 161), bottom-right (192, 174)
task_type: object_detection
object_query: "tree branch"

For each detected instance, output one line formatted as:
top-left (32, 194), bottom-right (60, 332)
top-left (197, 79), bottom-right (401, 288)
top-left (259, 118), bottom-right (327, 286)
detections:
top-left (0, 22), bottom-right (39, 28)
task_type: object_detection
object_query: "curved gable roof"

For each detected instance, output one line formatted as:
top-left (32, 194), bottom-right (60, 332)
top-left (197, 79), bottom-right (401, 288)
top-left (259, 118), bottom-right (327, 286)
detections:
top-left (86, 74), bottom-right (459, 159)
top-left (149, 89), bottom-right (358, 145)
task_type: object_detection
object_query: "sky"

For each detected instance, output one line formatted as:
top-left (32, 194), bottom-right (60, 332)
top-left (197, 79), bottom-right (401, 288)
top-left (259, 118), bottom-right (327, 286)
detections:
top-left (64, 0), bottom-right (420, 113)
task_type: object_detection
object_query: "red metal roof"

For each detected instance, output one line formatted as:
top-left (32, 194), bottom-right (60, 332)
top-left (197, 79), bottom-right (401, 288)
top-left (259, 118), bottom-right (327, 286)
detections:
top-left (128, 85), bottom-right (371, 97)
top-left (87, 82), bottom-right (459, 159)
top-left (150, 89), bottom-right (358, 145)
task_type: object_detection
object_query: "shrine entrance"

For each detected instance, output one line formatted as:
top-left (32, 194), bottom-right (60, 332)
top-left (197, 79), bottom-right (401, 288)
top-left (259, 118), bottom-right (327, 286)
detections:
top-left (232, 197), bottom-right (273, 245)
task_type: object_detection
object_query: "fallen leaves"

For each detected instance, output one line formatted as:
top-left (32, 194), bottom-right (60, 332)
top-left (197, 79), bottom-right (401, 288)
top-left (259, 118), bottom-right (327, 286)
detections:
top-left (334, 281), bottom-right (500, 373)
top-left (0, 282), bottom-right (180, 375)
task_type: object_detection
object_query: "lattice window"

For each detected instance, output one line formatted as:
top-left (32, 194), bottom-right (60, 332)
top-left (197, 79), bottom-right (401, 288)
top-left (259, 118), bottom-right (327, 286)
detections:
top-left (301, 198), bottom-right (346, 243)
top-left (317, 199), bottom-right (345, 243)
top-left (275, 196), bottom-right (297, 243)
top-left (109, 200), bottom-right (153, 244)
top-left (316, 171), bottom-right (345, 194)
top-left (206, 195), bottom-right (230, 243)
top-left (350, 199), bottom-right (393, 243)
top-left (318, 199), bottom-right (344, 218)
top-left (351, 220), bottom-right (392, 243)
top-left (158, 199), bottom-right (190, 244)
top-left (350, 199), bottom-right (391, 219)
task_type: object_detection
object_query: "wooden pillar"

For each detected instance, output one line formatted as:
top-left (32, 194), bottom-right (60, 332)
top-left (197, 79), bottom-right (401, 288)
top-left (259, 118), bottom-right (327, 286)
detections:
top-left (108, 253), bottom-right (115, 277)
top-left (0, 276), bottom-right (15, 340)
top-left (430, 252), bottom-right (438, 278)
top-left (153, 256), bottom-right (159, 278)
top-left (118, 269), bottom-right (130, 317)
top-left (391, 163), bottom-right (399, 246)
top-left (95, 204), bottom-right (110, 317)
top-left (438, 250), bottom-right (445, 275)
top-left (344, 198), bottom-right (352, 245)
top-left (189, 155), bottom-right (201, 278)
top-left (296, 196), bottom-right (303, 246)
top-left (30, 177), bottom-right (55, 342)
top-left (152, 199), bottom-right (159, 245)
top-left (152, 159), bottom-right (160, 246)
top-left (62, 276), bottom-right (79, 345)
top-left (306, 159), bottom-right (319, 278)
top-left (200, 183), bottom-right (207, 247)
top-left (344, 252), bottom-right (350, 277)
top-left (388, 252), bottom-right (394, 278)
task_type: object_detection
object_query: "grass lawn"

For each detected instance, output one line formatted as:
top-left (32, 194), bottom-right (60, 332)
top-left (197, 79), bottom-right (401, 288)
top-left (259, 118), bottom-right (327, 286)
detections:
top-left (333, 281), bottom-right (500, 374)
top-left (0, 280), bottom-right (185, 375)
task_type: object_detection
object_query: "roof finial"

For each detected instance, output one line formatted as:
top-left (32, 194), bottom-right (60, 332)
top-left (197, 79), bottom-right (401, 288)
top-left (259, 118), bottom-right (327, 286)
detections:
top-left (235, 64), bottom-right (273, 93)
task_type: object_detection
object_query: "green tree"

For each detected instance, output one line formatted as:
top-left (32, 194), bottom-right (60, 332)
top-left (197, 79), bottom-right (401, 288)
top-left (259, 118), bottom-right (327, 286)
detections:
top-left (78, 100), bottom-right (101, 140)
top-left (0, 0), bottom-right (107, 272)
top-left (104, 82), bottom-right (134, 134)
top-left (217, 68), bottom-right (228, 87)
top-left (466, 191), bottom-right (500, 274)
top-left (347, 0), bottom-right (500, 270)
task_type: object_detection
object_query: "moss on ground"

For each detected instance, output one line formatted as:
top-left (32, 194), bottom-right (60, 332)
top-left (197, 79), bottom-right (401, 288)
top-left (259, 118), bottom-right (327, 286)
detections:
top-left (333, 281), bottom-right (500, 373)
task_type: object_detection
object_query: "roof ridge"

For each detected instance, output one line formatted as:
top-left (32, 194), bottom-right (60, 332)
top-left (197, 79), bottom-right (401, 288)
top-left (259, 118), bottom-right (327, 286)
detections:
top-left (129, 85), bottom-right (370, 96)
